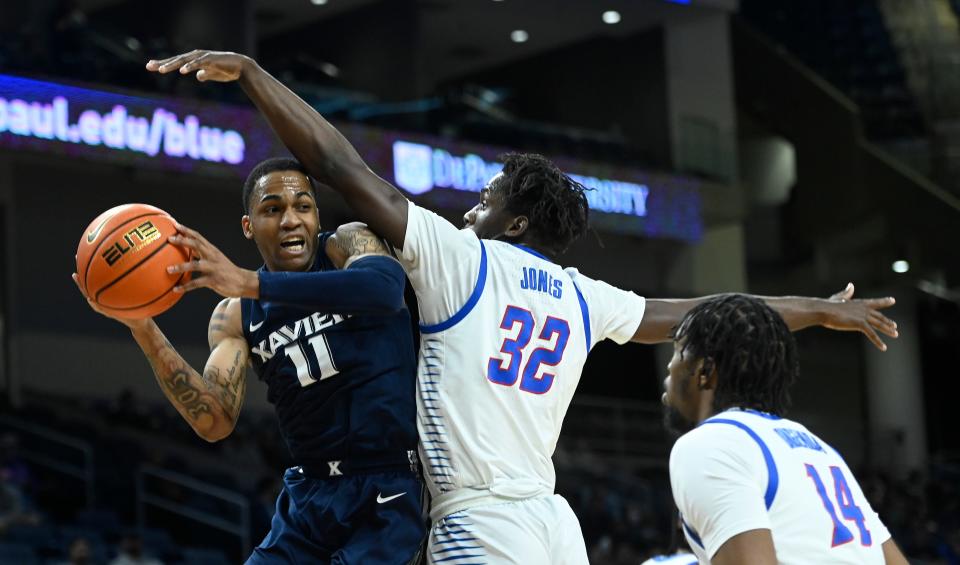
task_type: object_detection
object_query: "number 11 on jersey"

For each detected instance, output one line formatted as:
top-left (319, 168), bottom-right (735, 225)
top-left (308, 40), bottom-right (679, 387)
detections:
top-left (285, 334), bottom-right (339, 387)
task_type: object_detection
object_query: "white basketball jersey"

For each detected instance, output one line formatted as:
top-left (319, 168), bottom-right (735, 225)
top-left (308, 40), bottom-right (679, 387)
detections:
top-left (670, 409), bottom-right (891, 564)
top-left (640, 553), bottom-right (698, 565)
top-left (399, 203), bottom-right (645, 520)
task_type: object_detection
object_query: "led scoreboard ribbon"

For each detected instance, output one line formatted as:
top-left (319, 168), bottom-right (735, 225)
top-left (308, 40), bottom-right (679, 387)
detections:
top-left (0, 73), bottom-right (702, 241)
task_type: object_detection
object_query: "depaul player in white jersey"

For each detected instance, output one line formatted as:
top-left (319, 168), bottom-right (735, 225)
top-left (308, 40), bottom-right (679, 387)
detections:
top-left (149, 49), bottom-right (901, 564)
top-left (664, 294), bottom-right (909, 565)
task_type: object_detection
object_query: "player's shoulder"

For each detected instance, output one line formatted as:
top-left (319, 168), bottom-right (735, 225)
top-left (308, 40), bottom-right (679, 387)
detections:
top-left (561, 266), bottom-right (601, 291)
top-left (670, 419), bottom-right (754, 468)
top-left (213, 297), bottom-right (242, 318)
top-left (326, 221), bottom-right (399, 268)
top-left (208, 298), bottom-right (244, 343)
top-left (562, 266), bottom-right (625, 293)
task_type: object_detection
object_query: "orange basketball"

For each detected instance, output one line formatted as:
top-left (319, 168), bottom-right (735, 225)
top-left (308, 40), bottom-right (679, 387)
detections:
top-left (76, 204), bottom-right (191, 319)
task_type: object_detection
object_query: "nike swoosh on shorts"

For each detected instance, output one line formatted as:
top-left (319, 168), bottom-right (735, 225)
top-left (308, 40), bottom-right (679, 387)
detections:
top-left (376, 492), bottom-right (406, 504)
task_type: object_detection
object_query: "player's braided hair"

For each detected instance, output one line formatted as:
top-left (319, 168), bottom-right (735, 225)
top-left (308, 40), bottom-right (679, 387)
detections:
top-left (673, 294), bottom-right (799, 416)
top-left (242, 157), bottom-right (314, 213)
top-left (493, 153), bottom-right (590, 256)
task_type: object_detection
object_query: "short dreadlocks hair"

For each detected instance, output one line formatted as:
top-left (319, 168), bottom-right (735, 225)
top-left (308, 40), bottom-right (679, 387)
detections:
top-left (672, 294), bottom-right (799, 416)
top-left (491, 153), bottom-right (590, 256)
top-left (242, 157), bottom-right (315, 213)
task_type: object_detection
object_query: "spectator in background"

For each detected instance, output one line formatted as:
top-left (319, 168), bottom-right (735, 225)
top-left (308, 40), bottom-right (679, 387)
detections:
top-left (109, 533), bottom-right (163, 565)
top-left (0, 433), bottom-right (31, 489)
top-left (108, 389), bottom-right (150, 428)
top-left (56, 536), bottom-right (93, 565)
top-left (0, 432), bottom-right (41, 533)
top-left (0, 479), bottom-right (40, 533)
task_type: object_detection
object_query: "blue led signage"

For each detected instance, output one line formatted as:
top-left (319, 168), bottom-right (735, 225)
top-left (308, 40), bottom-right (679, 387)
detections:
top-left (393, 140), bottom-right (651, 218)
top-left (0, 74), bottom-right (701, 241)
top-left (0, 74), bottom-right (281, 175)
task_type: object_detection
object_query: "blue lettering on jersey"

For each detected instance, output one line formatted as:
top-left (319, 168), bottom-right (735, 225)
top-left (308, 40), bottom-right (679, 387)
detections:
top-left (519, 267), bottom-right (563, 298)
top-left (251, 311), bottom-right (349, 362)
top-left (774, 428), bottom-right (825, 452)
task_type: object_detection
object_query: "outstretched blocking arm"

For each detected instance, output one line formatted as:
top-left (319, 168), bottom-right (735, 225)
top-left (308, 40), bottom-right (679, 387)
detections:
top-left (167, 223), bottom-right (405, 314)
top-left (73, 274), bottom-right (247, 441)
top-left (630, 283), bottom-right (898, 350)
top-left (147, 51), bottom-right (409, 248)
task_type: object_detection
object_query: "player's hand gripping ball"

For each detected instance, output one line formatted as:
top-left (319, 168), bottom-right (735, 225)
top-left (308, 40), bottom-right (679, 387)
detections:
top-left (76, 204), bottom-right (191, 319)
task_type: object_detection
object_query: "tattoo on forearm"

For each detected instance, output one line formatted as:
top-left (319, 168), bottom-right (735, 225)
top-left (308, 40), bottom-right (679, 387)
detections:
top-left (166, 369), bottom-right (212, 421)
top-left (202, 349), bottom-right (245, 422)
top-left (336, 227), bottom-right (387, 257)
top-left (145, 334), bottom-right (216, 425)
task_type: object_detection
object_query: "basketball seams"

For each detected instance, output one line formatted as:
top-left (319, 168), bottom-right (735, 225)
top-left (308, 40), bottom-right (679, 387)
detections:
top-left (78, 203), bottom-right (190, 319)
top-left (93, 240), bottom-right (173, 302)
top-left (82, 211), bottom-right (167, 294)
top-left (103, 269), bottom-right (189, 311)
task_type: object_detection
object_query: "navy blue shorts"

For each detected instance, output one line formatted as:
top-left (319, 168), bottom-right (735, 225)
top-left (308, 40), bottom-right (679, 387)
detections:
top-left (246, 467), bottom-right (426, 565)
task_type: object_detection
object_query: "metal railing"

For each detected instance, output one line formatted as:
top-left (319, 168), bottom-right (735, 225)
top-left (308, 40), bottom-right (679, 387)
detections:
top-left (136, 465), bottom-right (251, 559)
top-left (0, 415), bottom-right (95, 509)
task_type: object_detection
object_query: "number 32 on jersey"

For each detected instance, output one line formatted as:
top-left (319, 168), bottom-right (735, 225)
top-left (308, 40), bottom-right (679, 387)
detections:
top-left (487, 305), bottom-right (570, 395)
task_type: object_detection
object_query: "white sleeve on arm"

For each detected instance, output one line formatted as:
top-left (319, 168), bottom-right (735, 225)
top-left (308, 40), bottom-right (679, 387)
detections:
top-left (565, 268), bottom-right (645, 348)
top-left (399, 201), bottom-right (483, 327)
top-left (669, 426), bottom-right (772, 559)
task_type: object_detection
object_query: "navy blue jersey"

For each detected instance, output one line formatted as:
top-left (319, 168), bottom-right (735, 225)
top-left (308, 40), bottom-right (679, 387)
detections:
top-left (241, 232), bottom-right (417, 468)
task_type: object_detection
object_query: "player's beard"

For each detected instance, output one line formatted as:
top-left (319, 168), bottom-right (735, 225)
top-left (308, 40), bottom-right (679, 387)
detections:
top-left (662, 404), bottom-right (695, 438)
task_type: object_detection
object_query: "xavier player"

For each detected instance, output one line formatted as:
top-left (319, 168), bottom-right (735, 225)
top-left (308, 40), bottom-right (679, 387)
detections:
top-left (73, 158), bottom-right (424, 564)
top-left (147, 50), bottom-right (899, 563)
top-left (664, 294), bottom-right (909, 564)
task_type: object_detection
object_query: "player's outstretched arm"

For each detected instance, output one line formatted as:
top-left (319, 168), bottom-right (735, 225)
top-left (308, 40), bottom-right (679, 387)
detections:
top-left (631, 283), bottom-right (898, 351)
top-left (146, 51), bottom-right (409, 249)
top-left (253, 222), bottom-right (406, 314)
top-left (73, 273), bottom-right (247, 441)
top-left (167, 222), bottom-right (405, 314)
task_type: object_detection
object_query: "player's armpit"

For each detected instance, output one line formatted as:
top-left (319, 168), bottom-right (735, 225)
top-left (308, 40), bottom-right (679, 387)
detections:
top-left (710, 529), bottom-right (777, 565)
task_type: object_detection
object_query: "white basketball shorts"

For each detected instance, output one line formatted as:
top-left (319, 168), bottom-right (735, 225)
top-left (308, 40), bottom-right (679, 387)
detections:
top-left (426, 494), bottom-right (589, 565)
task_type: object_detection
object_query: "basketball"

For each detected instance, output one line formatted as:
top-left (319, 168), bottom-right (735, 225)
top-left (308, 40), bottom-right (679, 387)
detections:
top-left (76, 203), bottom-right (191, 319)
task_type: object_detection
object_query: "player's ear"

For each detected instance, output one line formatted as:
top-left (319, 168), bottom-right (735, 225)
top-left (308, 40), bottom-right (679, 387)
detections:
top-left (505, 215), bottom-right (529, 237)
top-left (698, 358), bottom-right (718, 390)
top-left (241, 215), bottom-right (254, 240)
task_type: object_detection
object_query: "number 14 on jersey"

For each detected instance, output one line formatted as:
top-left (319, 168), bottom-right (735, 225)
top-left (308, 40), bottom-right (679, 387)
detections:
top-left (806, 464), bottom-right (873, 547)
